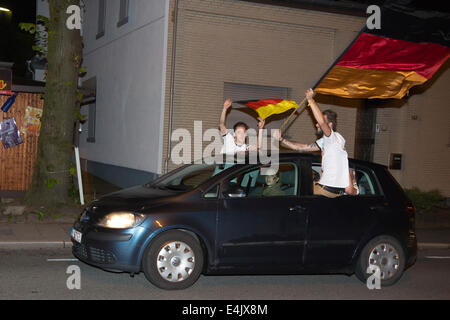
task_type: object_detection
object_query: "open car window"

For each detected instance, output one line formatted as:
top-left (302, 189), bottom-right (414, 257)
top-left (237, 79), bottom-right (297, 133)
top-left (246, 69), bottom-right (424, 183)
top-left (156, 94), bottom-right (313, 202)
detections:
top-left (312, 163), bottom-right (380, 196)
top-left (221, 163), bottom-right (298, 198)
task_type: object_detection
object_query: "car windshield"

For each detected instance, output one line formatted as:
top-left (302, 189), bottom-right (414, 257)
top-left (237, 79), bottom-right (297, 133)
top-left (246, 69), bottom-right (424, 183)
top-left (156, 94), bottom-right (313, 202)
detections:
top-left (152, 162), bottom-right (237, 192)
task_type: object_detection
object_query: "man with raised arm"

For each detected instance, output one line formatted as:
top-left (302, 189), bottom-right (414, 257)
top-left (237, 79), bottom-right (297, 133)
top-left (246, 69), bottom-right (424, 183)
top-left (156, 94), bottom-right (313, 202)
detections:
top-left (273, 89), bottom-right (357, 197)
top-left (219, 98), bottom-right (265, 154)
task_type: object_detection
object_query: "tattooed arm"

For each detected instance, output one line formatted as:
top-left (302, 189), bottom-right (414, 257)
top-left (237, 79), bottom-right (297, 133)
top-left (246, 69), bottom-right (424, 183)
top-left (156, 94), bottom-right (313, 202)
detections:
top-left (282, 140), bottom-right (320, 152)
top-left (273, 129), bottom-right (320, 152)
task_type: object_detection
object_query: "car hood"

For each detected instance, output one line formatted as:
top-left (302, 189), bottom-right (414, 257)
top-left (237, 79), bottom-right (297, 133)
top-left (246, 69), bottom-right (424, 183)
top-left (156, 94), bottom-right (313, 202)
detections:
top-left (86, 185), bottom-right (178, 213)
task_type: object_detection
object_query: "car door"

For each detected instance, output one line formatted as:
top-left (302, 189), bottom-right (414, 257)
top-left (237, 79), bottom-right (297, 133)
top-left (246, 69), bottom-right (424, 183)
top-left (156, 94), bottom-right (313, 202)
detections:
top-left (303, 162), bottom-right (386, 270)
top-left (215, 161), bottom-right (308, 272)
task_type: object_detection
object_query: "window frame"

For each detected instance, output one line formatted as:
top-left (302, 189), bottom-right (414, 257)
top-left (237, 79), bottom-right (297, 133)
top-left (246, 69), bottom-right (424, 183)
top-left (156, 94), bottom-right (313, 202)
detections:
top-left (96, 0), bottom-right (107, 39)
top-left (117, 0), bottom-right (130, 28)
top-left (86, 102), bottom-right (96, 143)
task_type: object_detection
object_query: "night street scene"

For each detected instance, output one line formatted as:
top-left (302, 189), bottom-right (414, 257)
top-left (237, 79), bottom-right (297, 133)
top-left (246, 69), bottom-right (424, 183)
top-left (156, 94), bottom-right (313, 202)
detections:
top-left (0, 0), bottom-right (450, 310)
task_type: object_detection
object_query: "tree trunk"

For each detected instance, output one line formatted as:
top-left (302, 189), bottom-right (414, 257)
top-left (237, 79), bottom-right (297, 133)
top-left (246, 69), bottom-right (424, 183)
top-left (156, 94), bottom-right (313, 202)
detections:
top-left (25, 0), bottom-right (82, 207)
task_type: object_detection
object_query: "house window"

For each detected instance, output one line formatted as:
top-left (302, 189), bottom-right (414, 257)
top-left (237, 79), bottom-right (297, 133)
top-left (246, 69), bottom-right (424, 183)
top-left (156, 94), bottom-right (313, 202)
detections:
top-left (117, 0), bottom-right (129, 27)
top-left (87, 103), bottom-right (96, 143)
top-left (96, 0), bottom-right (106, 39)
top-left (82, 77), bottom-right (97, 143)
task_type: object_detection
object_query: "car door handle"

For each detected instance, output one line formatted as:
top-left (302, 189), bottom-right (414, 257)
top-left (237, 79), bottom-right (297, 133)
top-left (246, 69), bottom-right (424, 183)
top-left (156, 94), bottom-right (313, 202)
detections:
top-left (289, 205), bottom-right (306, 213)
top-left (369, 206), bottom-right (382, 212)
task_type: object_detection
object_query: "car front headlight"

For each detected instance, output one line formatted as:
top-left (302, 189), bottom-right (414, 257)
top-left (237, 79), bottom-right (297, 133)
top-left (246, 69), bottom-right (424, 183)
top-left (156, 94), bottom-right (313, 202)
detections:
top-left (97, 212), bottom-right (146, 229)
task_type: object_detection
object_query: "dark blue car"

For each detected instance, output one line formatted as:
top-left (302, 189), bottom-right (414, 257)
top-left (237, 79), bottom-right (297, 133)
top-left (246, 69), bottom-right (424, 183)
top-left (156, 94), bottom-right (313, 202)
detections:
top-left (71, 153), bottom-right (417, 290)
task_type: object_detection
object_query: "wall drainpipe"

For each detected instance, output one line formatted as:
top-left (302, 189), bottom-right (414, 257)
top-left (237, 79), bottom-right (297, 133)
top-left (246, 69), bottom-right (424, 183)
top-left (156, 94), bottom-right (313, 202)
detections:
top-left (164, 0), bottom-right (179, 174)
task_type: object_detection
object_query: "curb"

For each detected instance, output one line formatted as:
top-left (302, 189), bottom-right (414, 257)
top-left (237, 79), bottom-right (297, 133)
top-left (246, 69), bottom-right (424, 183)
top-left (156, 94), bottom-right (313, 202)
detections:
top-left (0, 241), bottom-right (73, 249)
top-left (418, 242), bottom-right (450, 250)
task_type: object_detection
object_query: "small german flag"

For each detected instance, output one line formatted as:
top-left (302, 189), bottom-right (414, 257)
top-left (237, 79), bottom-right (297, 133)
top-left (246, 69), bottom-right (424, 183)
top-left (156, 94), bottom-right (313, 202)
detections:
top-left (315, 3), bottom-right (450, 99)
top-left (240, 99), bottom-right (299, 120)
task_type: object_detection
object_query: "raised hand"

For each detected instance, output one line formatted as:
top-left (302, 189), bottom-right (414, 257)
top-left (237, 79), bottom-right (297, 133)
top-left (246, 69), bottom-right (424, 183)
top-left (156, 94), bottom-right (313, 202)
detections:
top-left (272, 129), bottom-right (282, 141)
top-left (305, 88), bottom-right (316, 102)
top-left (223, 98), bottom-right (233, 110)
top-left (257, 117), bottom-right (265, 130)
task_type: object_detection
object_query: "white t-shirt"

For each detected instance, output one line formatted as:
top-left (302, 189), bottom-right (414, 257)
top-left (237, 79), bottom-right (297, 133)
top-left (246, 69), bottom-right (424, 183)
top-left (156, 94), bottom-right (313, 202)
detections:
top-left (220, 130), bottom-right (248, 154)
top-left (315, 130), bottom-right (349, 188)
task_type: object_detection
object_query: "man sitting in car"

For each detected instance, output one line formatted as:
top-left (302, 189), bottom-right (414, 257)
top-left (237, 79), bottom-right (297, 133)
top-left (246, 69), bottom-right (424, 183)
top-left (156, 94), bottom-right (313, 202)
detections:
top-left (261, 168), bottom-right (285, 197)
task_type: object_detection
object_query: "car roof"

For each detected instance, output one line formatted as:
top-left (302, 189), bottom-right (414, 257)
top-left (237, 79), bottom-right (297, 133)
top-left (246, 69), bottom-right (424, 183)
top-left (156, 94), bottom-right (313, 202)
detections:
top-left (207, 152), bottom-right (387, 170)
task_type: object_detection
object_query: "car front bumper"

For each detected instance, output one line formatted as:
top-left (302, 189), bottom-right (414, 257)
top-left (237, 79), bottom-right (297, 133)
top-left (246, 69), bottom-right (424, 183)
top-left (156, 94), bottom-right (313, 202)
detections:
top-left (71, 220), bottom-right (151, 273)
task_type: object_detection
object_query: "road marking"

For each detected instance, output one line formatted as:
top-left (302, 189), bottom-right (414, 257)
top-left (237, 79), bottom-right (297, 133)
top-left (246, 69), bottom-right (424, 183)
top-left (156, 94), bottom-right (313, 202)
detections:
top-left (424, 256), bottom-right (450, 259)
top-left (47, 258), bottom-right (79, 262)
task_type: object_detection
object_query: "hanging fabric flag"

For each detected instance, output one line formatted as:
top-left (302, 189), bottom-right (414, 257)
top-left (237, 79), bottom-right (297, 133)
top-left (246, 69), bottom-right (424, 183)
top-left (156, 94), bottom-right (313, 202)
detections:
top-left (314, 3), bottom-right (450, 99)
top-left (0, 117), bottom-right (23, 149)
top-left (237, 99), bottom-right (299, 120)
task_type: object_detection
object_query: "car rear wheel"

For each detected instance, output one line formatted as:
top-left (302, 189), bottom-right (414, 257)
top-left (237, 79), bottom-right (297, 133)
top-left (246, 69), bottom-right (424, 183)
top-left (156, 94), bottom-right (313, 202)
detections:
top-left (142, 230), bottom-right (204, 290)
top-left (355, 235), bottom-right (406, 287)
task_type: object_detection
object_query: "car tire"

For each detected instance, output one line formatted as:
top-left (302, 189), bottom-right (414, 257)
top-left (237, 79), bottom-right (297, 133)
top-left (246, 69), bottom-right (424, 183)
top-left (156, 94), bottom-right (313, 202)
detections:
top-left (142, 230), bottom-right (204, 290)
top-left (355, 235), bottom-right (406, 287)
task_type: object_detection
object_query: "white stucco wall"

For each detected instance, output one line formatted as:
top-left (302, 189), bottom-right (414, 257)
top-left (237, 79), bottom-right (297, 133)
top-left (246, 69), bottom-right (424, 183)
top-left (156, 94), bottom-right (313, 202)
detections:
top-left (79, 0), bottom-right (169, 175)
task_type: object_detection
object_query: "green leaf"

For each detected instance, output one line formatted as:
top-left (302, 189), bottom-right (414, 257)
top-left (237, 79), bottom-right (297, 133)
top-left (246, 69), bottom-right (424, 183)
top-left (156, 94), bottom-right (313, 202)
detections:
top-left (19, 22), bottom-right (36, 34)
top-left (36, 15), bottom-right (49, 26)
top-left (32, 45), bottom-right (45, 53)
top-left (44, 178), bottom-right (61, 189)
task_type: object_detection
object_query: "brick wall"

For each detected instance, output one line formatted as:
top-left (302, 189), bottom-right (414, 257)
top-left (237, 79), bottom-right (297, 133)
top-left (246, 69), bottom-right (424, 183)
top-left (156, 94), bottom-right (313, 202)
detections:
top-left (373, 61), bottom-right (450, 196)
top-left (162, 0), bottom-right (365, 172)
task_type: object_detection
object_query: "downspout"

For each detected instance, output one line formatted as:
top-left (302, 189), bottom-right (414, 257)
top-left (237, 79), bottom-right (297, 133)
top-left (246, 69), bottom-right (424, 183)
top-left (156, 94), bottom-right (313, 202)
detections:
top-left (164, 0), bottom-right (179, 174)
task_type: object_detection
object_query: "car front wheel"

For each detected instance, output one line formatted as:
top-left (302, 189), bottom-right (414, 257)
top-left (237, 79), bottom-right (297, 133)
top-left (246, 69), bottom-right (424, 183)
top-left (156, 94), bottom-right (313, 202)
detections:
top-left (355, 235), bottom-right (406, 287)
top-left (142, 230), bottom-right (204, 290)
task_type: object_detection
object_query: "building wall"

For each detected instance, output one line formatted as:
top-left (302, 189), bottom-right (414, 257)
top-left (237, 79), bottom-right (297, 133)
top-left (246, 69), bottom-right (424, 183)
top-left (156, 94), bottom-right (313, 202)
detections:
top-left (373, 62), bottom-right (450, 196)
top-left (79, 0), bottom-right (170, 183)
top-left (162, 0), bottom-right (365, 172)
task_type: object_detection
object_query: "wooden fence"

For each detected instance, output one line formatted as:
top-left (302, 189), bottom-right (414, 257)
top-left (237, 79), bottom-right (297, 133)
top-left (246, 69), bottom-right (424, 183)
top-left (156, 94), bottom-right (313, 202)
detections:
top-left (0, 92), bottom-right (42, 191)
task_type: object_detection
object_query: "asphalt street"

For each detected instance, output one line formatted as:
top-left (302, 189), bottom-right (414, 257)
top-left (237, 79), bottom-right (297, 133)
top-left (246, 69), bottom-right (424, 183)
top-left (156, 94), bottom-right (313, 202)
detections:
top-left (0, 247), bottom-right (449, 300)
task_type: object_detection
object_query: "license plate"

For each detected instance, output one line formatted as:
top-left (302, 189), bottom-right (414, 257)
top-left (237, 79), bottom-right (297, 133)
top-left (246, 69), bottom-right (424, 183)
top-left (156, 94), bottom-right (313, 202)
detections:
top-left (71, 228), bottom-right (82, 243)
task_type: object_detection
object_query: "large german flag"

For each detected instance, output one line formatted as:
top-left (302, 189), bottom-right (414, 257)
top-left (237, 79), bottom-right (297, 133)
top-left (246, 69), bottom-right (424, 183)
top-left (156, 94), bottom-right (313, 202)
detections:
top-left (315, 3), bottom-right (450, 99)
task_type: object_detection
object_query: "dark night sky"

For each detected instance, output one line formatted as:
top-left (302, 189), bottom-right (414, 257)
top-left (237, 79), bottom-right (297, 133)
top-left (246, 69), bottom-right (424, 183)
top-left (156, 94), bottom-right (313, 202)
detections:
top-left (0, 0), bottom-right (37, 78)
top-left (0, 0), bottom-right (36, 23)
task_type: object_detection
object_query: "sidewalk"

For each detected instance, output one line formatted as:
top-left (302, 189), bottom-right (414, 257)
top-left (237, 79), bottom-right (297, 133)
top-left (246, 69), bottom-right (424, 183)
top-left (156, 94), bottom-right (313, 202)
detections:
top-left (0, 223), bottom-right (74, 248)
top-left (0, 221), bottom-right (449, 249)
top-left (0, 172), bottom-right (119, 249)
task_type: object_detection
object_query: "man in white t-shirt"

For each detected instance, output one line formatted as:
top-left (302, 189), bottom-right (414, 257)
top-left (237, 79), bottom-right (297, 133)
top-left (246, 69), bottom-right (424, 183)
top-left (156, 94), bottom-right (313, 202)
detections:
top-left (273, 89), bottom-right (358, 197)
top-left (219, 98), bottom-right (265, 154)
